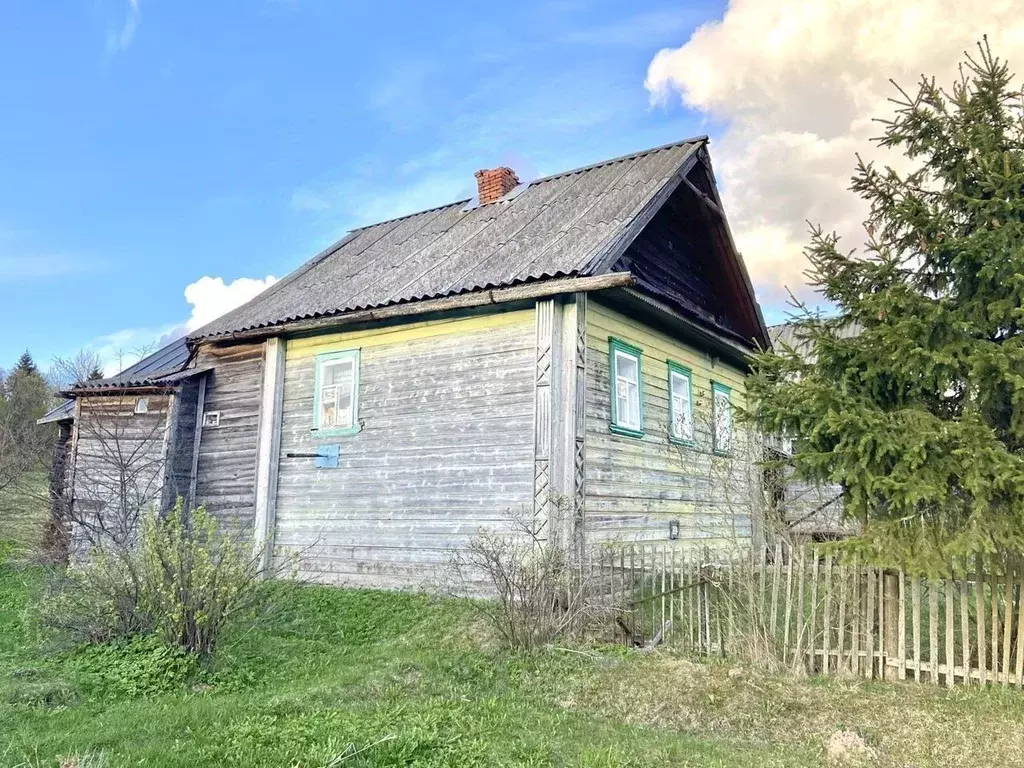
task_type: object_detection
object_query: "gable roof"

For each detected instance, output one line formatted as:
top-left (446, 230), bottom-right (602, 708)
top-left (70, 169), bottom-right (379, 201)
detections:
top-left (190, 137), bottom-right (768, 350)
top-left (192, 138), bottom-right (719, 337)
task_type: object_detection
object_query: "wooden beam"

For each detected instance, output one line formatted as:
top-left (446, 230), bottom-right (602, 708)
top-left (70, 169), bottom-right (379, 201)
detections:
top-left (195, 272), bottom-right (635, 345)
top-left (253, 337), bottom-right (286, 572)
top-left (187, 373), bottom-right (207, 509)
top-left (683, 176), bottom-right (724, 218)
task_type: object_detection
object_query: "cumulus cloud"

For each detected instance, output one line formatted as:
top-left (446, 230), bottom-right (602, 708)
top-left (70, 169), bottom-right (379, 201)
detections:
top-left (184, 274), bottom-right (279, 331)
top-left (645, 0), bottom-right (1024, 311)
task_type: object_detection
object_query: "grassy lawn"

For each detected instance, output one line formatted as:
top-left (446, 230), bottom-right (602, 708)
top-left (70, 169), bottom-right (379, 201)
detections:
top-left (2, 548), bottom-right (1023, 767)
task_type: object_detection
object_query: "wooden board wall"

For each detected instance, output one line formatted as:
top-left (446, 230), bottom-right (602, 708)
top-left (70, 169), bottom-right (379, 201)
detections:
top-left (194, 343), bottom-right (265, 536)
top-left (70, 395), bottom-right (172, 548)
top-left (272, 310), bottom-right (536, 589)
top-left (583, 300), bottom-right (757, 547)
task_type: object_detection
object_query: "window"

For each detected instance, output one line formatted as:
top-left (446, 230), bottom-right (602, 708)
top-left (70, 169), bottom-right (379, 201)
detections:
top-left (202, 411), bottom-right (221, 428)
top-left (712, 381), bottom-right (733, 454)
top-left (668, 361), bottom-right (694, 444)
top-left (609, 338), bottom-right (643, 437)
top-left (314, 349), bottom-right (361, 435)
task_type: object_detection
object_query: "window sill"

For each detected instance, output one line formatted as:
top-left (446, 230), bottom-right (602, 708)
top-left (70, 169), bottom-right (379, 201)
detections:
top-left (610, 424), bottom-right (644, 439)
top-left (311, 425), bottom-right (361, 438)
top-left (669, 436), bottom-right (696, 447)
top-left (713, 449), bottom-right (732, 457)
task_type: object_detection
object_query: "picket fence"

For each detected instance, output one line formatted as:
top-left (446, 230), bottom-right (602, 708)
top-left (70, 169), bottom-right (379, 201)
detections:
top-left (597, 541), bottom-right (1024, 687)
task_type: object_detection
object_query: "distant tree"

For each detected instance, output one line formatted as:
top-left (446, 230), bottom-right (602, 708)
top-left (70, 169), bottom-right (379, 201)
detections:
top-left (13, 351), bottom-right (38, 377)
top-left (50, 348), bottom-right (106, 390)
top-left (747, 41), bottom-right (1024, 573)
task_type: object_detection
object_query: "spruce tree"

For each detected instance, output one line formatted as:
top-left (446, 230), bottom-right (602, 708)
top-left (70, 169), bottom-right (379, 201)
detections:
top-left (748, 41), bottom-right (1024, 573)
top-left (14, 351), bottom-right (38, 377)
top-left (87, 365), bottom-right (105, 381)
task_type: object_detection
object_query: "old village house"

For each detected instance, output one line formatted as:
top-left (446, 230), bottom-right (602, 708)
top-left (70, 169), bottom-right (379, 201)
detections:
top-left (44, 137), bottom-right (774, 587)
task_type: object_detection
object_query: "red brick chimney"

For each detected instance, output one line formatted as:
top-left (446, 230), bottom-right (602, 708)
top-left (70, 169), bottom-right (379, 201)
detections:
top-left (474, 166), bottom-right (519, 205)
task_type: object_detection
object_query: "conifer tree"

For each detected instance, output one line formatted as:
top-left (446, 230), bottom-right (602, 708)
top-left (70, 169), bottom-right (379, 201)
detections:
top-left (14, 351), bottom-right (38, 377)
top-left (748, 40), bottom-right (1024, 573)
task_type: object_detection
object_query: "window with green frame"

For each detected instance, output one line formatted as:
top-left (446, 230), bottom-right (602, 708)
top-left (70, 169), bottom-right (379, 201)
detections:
top-left (712, 381), bottom-right (733, 454)
top-left (609, 337), bottom-right (644, 437)
top-left (667, 361), bottom-right (694, 444)
top-left (313, 349), bottom-right (361, 436)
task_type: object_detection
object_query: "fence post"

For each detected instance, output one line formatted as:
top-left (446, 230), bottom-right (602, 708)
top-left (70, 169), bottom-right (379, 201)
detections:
top-left (883, 571), bottom-right (899, 680)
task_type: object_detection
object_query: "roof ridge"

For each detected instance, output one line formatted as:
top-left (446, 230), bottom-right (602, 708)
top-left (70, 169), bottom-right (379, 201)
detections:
top-left (529, 135), bottom-right (708, 187)
top-left (346, 136), bottom-right (708, 234)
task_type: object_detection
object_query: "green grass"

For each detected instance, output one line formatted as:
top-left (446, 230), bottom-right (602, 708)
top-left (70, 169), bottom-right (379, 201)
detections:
top-left (1, 549), bottom-right (1023, 767)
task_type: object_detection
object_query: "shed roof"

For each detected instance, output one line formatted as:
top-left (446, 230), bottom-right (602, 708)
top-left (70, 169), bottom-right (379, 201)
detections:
top-left (190, 138), bottom-right (709, 340)
top-left (64, 336), bottom-right (192, 393)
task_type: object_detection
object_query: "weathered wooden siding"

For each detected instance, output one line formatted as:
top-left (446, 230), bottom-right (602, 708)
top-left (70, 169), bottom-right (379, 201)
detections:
top-left (161, 377), bottom-right (202, 512)
top-left (584, 300), bottom-right (757, 546)
top-left (70, 395), bottom-right (172, 548)
top-left (194, 343), bottom-right (264, 536)
top-left (273, 310), bottom-right (536, 588)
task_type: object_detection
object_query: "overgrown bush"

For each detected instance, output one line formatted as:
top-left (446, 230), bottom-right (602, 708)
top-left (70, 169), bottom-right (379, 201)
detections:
top-left (449, 504), bottom-right (607, 650)
top-left (43, 501), bottom-right (270, 656)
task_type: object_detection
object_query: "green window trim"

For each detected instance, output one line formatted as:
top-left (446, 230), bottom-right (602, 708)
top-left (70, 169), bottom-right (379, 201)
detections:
top-left (667, 360), bottom-right (695, 446)
top-left (608, 337), bottom-right (644, 438)
top-left (711, 380), bottom-right (733, 455)
top-left (312, 349), bottom-right (362, 437)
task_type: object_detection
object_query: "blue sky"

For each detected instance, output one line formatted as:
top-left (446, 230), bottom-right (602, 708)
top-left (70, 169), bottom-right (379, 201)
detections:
top-left (0, 0), bottom-right (734, 372)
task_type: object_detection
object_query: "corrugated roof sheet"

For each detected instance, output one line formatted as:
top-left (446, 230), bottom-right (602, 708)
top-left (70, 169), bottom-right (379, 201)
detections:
top-left (769, 321), bottom-right (862, 358)
top-left (191, 138), bottom-right (705, 340)
top-left (68, 337), bottom-right (192, 392)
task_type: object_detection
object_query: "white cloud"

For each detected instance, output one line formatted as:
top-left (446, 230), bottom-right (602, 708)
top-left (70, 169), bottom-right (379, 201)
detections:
top-left (107, 0), bottom-right (141, 54)
top-left (78, 273), bottom-right (278, 376)
top-left (644, 0), bottom-right (1024, 309)
top-left (184, 274), bottom-right (279, 331)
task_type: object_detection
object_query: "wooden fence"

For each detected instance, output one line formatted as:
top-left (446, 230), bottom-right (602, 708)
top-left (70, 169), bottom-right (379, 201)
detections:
top-left (598, 542), bottom-right (1024, 687)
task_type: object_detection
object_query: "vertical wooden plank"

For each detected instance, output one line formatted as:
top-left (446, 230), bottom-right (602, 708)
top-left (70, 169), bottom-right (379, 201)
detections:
top-left (253, 337), bottom-right (286, 571)
top-left (783, 542), bottom-right (795, 664)
top-left (865, 565), bottom-right (876, 679)
top-left (898, 571), bottom-right (907, 681)
top-left (945, 579), bottom-right (955, 687)
top-left (912, 577), bottom-right (922, 682)
top-left (670, 546), bottom-right (677, 641)
top-left (687, 549), bottom-right (696, 651)
top-left (1003, 568), bottom-right (1014, 685)
top-left (727, 550), bottom-right (736, 656)
top-left (850, 557), bottom-right (861, 677)
top-left (770, 540), bottom-right (783, 638)
top-left (822, 551), bottom-right (834, 674)
top-left (883, 572), bottom-right (899, 681)
top-left (959, 574), bottom-right (971, 686)
top-left (809, 548), bottom-right (820, 673)
top-left (991, 564), bottom-right (1000, 685)
top-left (929, 582), bottom-right (940, 684)
top-left (794, 546), bottom-right (807, 670)
top-left (759, 544), bottom-right (768, 638)
top-left (976, 554), bottom-right (988, 687)
top-left (1015, 570), bottom-right (1024, 687)
top-left (837, 561), bottom-right (848, 673)
top-left (661, 545), bottom-right (667, 638)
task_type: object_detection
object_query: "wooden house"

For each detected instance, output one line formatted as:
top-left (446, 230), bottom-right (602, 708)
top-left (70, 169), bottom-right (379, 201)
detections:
top-left (52, 137), bottom-right (771, 587)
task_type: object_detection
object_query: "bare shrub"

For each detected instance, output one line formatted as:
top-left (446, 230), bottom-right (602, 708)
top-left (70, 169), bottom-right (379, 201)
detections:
top-left (448, 502), bottom-right (608, 651)
top-left (44, 500), bottom-right (274, 656)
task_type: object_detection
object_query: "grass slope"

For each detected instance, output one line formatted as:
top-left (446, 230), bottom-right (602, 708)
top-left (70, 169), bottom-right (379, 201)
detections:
top-left (1, 549), bottom-right (1022, 767)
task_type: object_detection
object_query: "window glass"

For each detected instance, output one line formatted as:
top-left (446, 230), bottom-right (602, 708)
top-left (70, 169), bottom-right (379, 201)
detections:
top-left (669, 369), bottom-right (693, 442)
top-left (316, 352), bottom-right (359, 432)
top-left (614, 349), bottom-right (641, 430)
top-left (713, 384), bottom-right (733, 453)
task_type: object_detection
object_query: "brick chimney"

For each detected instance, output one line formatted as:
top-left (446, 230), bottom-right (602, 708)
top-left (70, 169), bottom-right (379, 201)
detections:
top-left (474, 166), bottom-right (519, 205)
